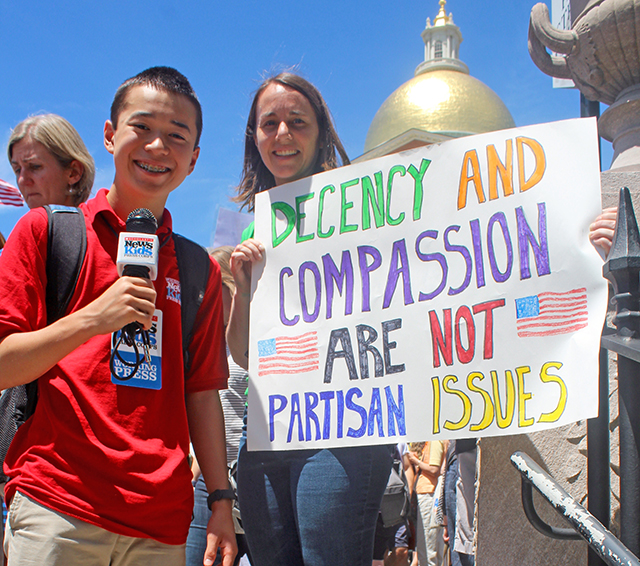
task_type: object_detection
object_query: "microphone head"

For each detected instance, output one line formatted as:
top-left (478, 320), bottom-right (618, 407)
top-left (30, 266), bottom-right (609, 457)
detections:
top-left (126, 208), bottom-right (158, 234)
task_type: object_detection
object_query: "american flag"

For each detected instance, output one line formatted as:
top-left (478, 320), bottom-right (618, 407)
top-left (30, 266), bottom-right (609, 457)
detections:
top-left (0, 179), bottom-right (24, 207)
top-left (257, 331), bottom-right (319, 377)
top-left (515, 288), bottom-right (588, 338)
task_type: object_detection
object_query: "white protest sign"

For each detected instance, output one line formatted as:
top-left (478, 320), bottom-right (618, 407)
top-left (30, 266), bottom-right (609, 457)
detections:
top-left (247, 118), bottom-right (608, 451)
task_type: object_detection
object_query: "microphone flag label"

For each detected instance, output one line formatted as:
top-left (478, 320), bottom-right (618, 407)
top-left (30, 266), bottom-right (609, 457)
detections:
top-left (116, 232), bottom-right (160, 280)
top-left (111, 309), bottom-right (163, 389)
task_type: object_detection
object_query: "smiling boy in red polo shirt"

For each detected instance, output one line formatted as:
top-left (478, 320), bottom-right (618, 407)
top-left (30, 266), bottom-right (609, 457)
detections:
top-left (0, 67), bottom-right (236, 566)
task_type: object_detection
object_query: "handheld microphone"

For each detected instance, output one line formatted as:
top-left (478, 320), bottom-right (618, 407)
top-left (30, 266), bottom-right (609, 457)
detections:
top-left (111, 208), bottom-right (159, 380)
top-left (116, 208), bottom-right (159, 281)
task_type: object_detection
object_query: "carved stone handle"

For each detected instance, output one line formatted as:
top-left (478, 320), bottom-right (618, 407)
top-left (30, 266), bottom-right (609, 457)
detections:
top-left (528, 2), bottom-right (578, 79)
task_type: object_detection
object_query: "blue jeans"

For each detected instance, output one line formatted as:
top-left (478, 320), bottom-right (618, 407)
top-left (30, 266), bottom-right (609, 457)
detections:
top-left (186, 476), bottom-right (210, 566)
top-left (237, 439), bottom-right (392, 566)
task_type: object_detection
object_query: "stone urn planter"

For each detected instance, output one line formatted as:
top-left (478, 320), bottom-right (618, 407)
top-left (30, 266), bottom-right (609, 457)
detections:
top-left (529, 0), bottom-right (640, 170)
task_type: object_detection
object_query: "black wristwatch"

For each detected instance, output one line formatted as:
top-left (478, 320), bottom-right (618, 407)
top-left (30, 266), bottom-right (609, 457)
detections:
top-left (207, 489), bottom-right (236, 510)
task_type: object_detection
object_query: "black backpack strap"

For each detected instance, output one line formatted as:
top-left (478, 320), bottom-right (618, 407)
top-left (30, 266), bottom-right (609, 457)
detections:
top-left (23, 205), bottom-right (87, 420)
top-left (45, 205), bottom-right (87, 324)
top-left (0, 206), bottom-right (86, 474)
top-left (173, 233), bottom-right (210, 377)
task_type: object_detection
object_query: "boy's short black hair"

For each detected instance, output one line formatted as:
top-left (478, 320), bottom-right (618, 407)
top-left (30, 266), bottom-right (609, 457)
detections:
top-left (110, 66), bottom-right (203, 148)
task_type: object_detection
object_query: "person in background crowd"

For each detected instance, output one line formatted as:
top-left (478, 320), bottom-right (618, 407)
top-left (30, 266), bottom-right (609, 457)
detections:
top-left (1, 113), bottom-right (95, 566)
top-left (372, 443), bottom-right (413, 566)
top-left (187, 245), bottom-right (251, 566)
top-left (8, 114), bottom-right (95, 209)
top-left (442, 440), bottom-right (462, 566)
top-left (227, 71), bottom-right (394, 566)
top-left (408, 441), bottom-right (445, 566)
top-left (452, 440), bottom-right (476, 566)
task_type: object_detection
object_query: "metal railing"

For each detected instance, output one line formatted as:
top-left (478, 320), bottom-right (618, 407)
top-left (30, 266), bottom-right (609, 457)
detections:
top-left (511, 451), bottom-right (639, 566)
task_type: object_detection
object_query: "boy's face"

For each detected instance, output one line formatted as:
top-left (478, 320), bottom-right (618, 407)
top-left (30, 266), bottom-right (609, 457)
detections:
top-left (104, 85), bottom-right (200, 216)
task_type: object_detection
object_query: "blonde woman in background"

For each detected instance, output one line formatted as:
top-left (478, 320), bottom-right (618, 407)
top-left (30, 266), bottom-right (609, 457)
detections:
top-left (8, 114), bottom-right (94, 209)
top-left (2, 113), bottom-right (94, 566)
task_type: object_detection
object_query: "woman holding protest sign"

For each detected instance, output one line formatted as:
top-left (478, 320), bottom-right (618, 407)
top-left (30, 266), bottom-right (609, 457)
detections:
top-left (227, 72), bottom-right (394, 566)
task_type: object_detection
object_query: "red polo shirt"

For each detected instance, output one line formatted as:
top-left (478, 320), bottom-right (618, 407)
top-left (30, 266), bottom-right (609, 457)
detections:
top-left (0, 189), bottom-right (228, 544)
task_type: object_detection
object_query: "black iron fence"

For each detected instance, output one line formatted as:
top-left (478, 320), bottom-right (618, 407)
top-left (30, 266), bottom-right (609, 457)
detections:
top-left (512, 186), bottom-right (640, 566)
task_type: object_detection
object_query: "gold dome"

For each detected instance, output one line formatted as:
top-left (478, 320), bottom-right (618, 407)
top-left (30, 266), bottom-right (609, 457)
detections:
top-left (364, 69), bottom-right (515, 153)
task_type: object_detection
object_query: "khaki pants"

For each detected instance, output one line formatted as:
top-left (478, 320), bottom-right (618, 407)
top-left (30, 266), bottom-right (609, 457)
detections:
top-left (4, 491), bottom-right (185, 566)
top-left (416, 492), bottom-right (445, 566)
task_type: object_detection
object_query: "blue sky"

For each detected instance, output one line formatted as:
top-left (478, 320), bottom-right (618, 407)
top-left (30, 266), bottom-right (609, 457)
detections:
top-left (0, 0), bottom-right (610, 246)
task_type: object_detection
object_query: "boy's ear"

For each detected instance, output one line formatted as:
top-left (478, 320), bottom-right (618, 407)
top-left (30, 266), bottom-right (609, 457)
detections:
top-left (187, 147), bottom-right (200, 176)
top-left (104, 120), bottom-right (116, 155)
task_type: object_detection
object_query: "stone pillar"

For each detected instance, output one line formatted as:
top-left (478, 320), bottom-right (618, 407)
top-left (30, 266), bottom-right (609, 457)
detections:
top-left (476, 430), bottom-right (588, 566)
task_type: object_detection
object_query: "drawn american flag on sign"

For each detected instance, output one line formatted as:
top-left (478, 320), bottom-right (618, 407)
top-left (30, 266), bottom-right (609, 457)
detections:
top-left (515, 288), bottom-right (588, 338)
top-left (0, 179), bottom-right (23, 207)
top-left (257, 331), bottom-right (319, 377)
